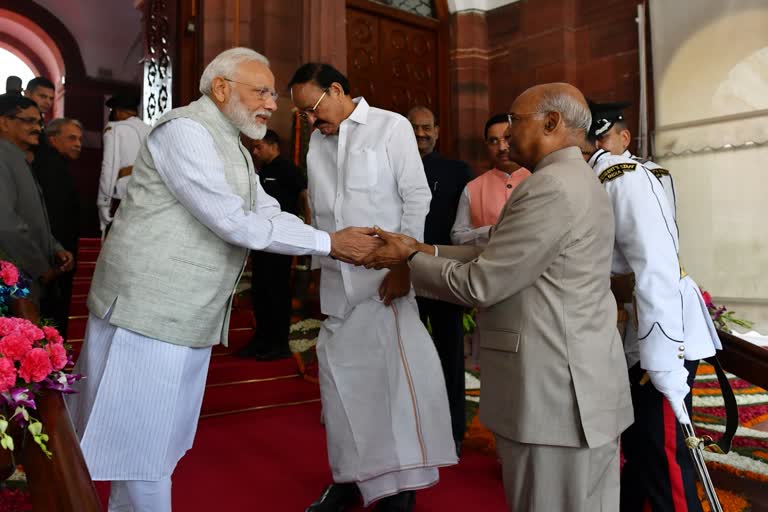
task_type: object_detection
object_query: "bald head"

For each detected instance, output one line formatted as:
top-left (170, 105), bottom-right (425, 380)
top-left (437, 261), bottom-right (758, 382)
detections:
top-left (505, 82), bottom-right (591, 169)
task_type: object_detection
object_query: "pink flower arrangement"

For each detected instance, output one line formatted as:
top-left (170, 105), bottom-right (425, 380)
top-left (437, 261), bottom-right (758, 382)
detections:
top-left (700, 288), bottom-right (753, 332)
top-left (0, 262), bottom-right (18, 287)
top-left (0, 259), bottom-right (82, 458)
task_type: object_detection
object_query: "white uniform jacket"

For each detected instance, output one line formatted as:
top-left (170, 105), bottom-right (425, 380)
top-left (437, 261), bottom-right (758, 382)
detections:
top-left (624, 150), bottom-right (677, 220)
top-left (98, 116), bottom-right (151, 230)
top-left (588, 149), bottom-right (720, 371)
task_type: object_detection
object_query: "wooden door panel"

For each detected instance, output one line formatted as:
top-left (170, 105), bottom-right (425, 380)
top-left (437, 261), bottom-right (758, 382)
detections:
top-left (347, 3), bottom-right (438, 117)
top-left (347, 8), bottom-right (380, 106)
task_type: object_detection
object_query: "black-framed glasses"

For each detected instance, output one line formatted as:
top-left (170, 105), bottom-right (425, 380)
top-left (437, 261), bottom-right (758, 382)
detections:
top-left (296, 89), bottom-right (328, 119)
top-left (223, 78), bottom-right (278, 101)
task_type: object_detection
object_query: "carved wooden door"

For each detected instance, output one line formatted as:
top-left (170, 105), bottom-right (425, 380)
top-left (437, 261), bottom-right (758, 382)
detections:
top-left (346, 0), bottom-right (439, 117)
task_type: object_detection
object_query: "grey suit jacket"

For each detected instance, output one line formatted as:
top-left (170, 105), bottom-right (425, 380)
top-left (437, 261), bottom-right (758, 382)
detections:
top-left (411, 146), bottom-right (633, 448)
top-left (0, 139), bottom-right (62, 300)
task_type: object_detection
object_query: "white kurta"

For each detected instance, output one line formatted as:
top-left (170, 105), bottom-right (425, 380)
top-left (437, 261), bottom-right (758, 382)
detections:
top-left (307, 97), bottom-right (456, 504)
top-left (588, 149), bottom-right (720, 371)
top-left (69, 117), bottom-right (331, 482)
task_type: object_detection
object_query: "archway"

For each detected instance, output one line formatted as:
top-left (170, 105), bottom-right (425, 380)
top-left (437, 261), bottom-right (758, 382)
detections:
top-left (0, 8), bottom-right (66, 117)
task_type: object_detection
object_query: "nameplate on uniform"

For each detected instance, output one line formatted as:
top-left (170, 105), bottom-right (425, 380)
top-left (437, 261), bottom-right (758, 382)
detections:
top-left (651, 168), bottom-right (670, 178)
top-left (599, 163), bottom-right (637, 183)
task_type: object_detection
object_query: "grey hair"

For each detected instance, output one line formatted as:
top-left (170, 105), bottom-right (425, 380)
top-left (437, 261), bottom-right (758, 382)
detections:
top-left (45, 118), bottom-right (83, 136)
top-left (199, 47), bottom-right (270, 96)
top-left (537, 91), bottom-right (592, 133)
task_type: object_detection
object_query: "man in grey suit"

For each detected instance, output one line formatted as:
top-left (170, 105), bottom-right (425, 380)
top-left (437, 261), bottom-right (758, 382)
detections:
top-left (363, 83), bottom-right (633, 511)
top-left (0, 94), bottom-right (73, 313)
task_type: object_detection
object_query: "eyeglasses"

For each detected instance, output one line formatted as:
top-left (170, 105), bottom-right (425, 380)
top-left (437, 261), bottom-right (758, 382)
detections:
top-left (9, 115), bottom-right (43, 128)
top-left (223, 78), bottom-right (278, 101)
top-left (507, 112), bottom-right (544, 124)
top-left (296, 90), bottom-right (328, 119)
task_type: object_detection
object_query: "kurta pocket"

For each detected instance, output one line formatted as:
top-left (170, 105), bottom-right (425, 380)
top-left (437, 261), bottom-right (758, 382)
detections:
top-left (346, 148), bottom-right (378, 190)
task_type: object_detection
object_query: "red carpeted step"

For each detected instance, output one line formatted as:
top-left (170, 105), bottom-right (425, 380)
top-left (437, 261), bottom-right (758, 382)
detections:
top-left (74, 261), bottom-right (96, 279)
top-left (206, 356), bottom-right (299, 385)
top-left (73, 278), bottom-right (91, 296)
top-left (200, 375), bottom-right (319, 417)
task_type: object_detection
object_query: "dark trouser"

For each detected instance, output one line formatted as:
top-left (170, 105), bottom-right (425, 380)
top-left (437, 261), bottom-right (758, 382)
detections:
top-left (621, 359), bottom-right (703, 512)
top-left (40, 268), bottom-right (74, 339)
top-left (416, 297), bottom-right (466, 443)
top-left (249, 251), bottom-right (293, 353)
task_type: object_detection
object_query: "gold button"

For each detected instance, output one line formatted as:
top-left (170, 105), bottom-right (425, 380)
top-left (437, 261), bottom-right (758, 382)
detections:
top-left (678, 346), bottom-right (685, 351)
top-left (677, 354), bottom-right (685, 359)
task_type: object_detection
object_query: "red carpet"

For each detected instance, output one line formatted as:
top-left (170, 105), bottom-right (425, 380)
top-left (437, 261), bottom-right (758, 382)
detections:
top-left (95, 402), bottom-right (507, 511)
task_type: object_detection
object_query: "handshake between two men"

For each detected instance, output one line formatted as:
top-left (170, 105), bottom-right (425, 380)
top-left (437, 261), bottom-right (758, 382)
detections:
top-left (326, 226), bottom-right (432, 305)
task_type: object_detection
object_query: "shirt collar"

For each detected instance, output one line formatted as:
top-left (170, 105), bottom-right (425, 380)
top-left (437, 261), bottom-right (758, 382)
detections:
top-left (587, 148), bottom-right (611, 168)
top-left (347, 97), bottom-right (370, 125)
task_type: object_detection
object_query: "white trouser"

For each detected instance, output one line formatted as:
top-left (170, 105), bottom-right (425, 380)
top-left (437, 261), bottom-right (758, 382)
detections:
top-left (108, 478), bottom-right (172, 512)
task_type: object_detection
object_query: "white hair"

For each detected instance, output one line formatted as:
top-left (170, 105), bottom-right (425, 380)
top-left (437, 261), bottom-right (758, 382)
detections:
top-left (199, 47), bottom-right (270, 96)
top-left (538, 91), bottom-right (592, 133)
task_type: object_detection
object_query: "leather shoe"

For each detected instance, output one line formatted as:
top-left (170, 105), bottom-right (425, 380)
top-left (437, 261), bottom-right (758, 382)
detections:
top-left (305, 483), bottom-right (360, 512)
top-left (234, 344), bottom-right (291, 360)
top-left (375, 491), bottom-right (415, 512)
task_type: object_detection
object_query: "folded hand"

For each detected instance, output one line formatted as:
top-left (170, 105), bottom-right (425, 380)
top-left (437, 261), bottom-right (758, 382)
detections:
top-left (378, 264), bottom-right (411, 305)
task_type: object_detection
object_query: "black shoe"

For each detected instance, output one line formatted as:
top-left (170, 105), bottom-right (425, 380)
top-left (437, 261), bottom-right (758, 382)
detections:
top-left (253, 347), bottom-right (292, 361)
top-left (455, 439), bottom-right (463, 458)
top-left (305, 483), bottom-right (360, 512)
top-left (234, 344), bottom-right (291, 360)
top-left (375, 491), bottom-right (415, 512)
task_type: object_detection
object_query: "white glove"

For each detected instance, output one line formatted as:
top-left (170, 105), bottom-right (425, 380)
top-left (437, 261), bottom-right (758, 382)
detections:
top-left (98, 206), bottom-right (113, 231)
top-left (648, 368), bottom-right (691, 424)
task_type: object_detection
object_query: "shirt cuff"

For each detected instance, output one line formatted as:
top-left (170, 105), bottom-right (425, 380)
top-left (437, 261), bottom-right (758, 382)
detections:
top-left (315, 231), bottom-right (331, 256)
top-left (434, 245), bottom-right (438, 257)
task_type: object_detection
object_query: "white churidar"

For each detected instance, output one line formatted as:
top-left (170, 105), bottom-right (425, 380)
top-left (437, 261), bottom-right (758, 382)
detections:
top-left (68, 310), bottom-right (211, 481)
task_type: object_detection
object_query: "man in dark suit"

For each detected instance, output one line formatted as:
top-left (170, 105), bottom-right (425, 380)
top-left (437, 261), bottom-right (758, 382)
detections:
top-left (32, 118), bottom-right (83, 336)
top-left (407, 106), bottom-right (473, 455)
top-left (0, 94), bottom-right (74, 316)
top-left (238, 129), bottom-right (309, 359)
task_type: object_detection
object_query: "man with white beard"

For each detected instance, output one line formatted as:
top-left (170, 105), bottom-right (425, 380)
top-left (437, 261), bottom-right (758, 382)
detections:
top-left (67, 48), bottom-right (381, 512)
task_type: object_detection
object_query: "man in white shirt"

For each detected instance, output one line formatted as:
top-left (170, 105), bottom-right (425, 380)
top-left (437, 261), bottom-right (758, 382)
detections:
top-left (67, 49), bottom-right (381, 512)
top-left (289, 63), bottom-right (456, 512)
top-left (97, 94), bottom-right (151, 234)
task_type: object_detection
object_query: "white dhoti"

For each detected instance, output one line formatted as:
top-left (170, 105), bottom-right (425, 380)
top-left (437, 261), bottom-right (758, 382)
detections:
top-left (67, 311), bottom-right (211, 486)
top-left (316, 295), bottom-right (457, 505)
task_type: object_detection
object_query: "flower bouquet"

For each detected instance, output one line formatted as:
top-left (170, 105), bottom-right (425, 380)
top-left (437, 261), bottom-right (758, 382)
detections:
top-left (0, 261), bottom-right (81, 460)
top-left (700, 290), bottom-right (754, 332)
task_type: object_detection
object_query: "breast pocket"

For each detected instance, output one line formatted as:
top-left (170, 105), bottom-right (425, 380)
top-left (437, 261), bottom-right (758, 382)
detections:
top-left (346, 148), bottom-right (378, 191)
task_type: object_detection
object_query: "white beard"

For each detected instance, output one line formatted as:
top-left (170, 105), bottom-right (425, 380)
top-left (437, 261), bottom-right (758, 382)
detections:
top-left (223, 90), bottom-right (269, 140)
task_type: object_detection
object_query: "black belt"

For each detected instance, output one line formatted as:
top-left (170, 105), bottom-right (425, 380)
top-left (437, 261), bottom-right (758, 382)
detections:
top-left (701, 355), bottom-right (738, 454)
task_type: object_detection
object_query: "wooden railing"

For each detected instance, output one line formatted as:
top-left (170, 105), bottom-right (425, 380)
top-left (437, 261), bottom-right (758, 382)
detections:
top-left (717, 330), bottom-right (768, 390)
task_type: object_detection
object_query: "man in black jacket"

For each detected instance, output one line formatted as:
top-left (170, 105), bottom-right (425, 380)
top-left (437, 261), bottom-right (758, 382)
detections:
top-left (32, 118), bottom-right (82, 337)
top-left (238, 129), bottom-right (309, 360)
top-left (407, 106), bottom-right (472, 455)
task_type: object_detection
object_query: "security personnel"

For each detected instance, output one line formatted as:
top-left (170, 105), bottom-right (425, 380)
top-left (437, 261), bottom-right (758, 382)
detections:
top-left (580, 120), bottom-right (722, 511)
top-left (97, 93), bottom-right (150, 234)
top-left (589, 100), bottom-right (677, 219)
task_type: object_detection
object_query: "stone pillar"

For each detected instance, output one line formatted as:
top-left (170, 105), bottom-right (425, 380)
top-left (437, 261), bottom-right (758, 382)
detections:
top-left (449, 10), bottom-right (490, 173)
